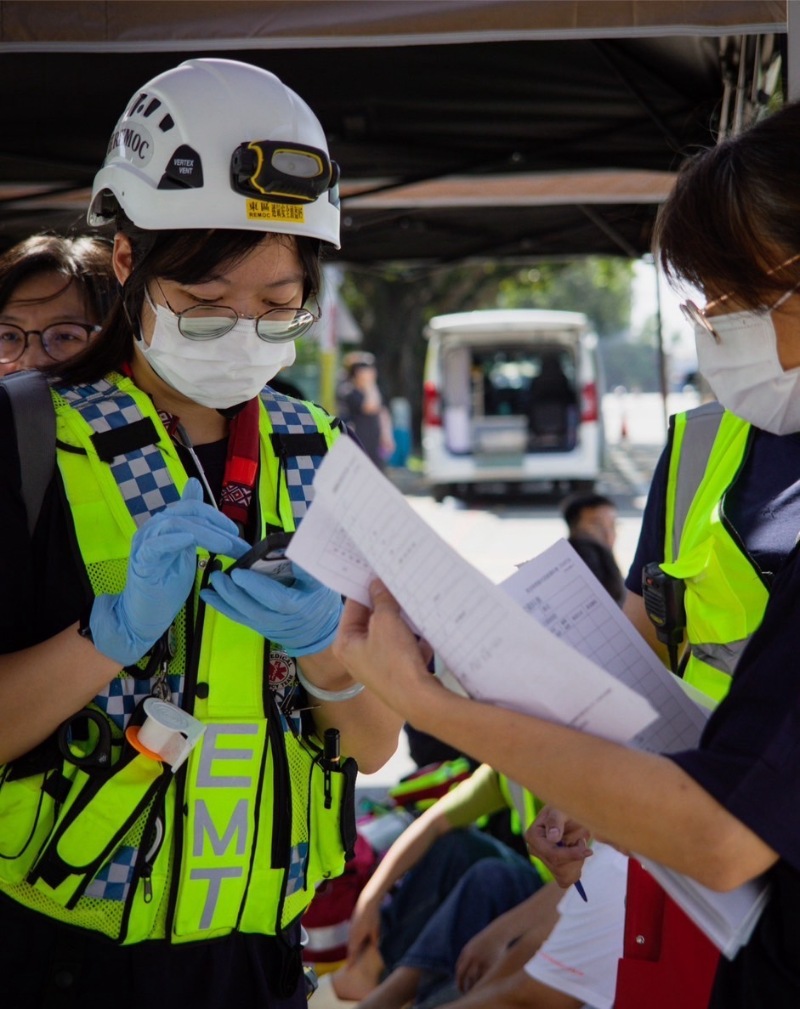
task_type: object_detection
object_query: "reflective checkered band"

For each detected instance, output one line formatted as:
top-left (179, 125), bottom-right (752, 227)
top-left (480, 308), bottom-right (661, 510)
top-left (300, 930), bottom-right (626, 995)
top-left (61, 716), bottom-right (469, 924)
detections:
top-left (84, 844), bottom-right (137, 902)
top-left (263, 391), bottom-right (325, 523)
top-left (95, 674), bottom-right (184, 733)
top-left (285, 842), bottom-right (310, 897)
top-left (58, 379), bottom-right (180, 527)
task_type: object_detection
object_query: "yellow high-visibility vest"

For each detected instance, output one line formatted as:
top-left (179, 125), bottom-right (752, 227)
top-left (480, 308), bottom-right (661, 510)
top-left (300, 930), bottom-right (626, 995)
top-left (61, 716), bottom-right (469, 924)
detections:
top-left (661, 403), bottom-right (768, 702)
top-left (0, 373), bottom-right (353, 945)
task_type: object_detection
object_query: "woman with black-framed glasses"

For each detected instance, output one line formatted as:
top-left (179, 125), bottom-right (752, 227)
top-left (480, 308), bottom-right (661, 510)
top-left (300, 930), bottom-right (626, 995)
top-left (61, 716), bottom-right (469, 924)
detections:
top-left (0, 233), bottom-right (114, 376)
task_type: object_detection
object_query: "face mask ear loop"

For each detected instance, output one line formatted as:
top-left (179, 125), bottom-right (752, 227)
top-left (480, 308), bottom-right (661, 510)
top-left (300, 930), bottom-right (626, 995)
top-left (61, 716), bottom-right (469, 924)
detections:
top-left (120, 281), bottom-right (140, 342)
top-left (121, 271), bottom-right (155, 351)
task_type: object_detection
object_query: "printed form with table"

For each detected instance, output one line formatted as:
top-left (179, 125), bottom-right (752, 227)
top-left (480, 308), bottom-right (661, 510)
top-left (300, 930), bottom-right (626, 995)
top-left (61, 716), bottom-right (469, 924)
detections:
top-left (287, 436), bottom-right (770, 959)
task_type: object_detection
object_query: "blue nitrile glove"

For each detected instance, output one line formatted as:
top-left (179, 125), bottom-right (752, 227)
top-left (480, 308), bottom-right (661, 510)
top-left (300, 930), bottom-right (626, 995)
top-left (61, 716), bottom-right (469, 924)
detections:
top-left (201, 563), bottom-right (343, 657)
top-left (90, 479), bottom-right (249, 666)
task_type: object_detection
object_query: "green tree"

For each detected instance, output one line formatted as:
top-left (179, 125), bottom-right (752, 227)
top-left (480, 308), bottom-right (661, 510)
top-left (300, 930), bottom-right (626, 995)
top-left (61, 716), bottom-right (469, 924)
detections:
top-left (495, 258), bottom-right (633, 336)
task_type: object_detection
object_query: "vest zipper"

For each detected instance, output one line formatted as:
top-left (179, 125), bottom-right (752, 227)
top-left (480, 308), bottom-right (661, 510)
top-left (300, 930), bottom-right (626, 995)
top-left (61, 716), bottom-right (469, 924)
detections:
top-left (119, 782), bottom-right (170, 942)
top-left (163, 553), bottom-right (214, 936)
top-left (717, 427), bottom-right (772, 590)
top-left (139, 813), bottom-right (164, 904)
top-left (268, 692), bottom-right (292, 865)
top-left (267, 689), bottom-right (292, 933)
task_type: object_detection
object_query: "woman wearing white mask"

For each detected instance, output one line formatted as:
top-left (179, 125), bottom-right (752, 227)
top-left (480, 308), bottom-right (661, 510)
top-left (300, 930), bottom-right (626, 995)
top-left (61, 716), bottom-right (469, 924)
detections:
top-left (331, 99), bottom-right (800, 1009)
top-left (0, 59), bottom-right (401, 1009)
top-left (544, 101), bottom-right (800, 1009)
top-left (622, 99), bottom-right (800, 697)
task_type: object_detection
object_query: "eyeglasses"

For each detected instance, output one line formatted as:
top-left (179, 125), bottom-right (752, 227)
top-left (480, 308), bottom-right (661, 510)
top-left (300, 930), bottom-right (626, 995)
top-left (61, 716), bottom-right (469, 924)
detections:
top-left (0, 322), bottom-right (101, 363)
top-left (680, 252), bottom-right (800, 343)
top-left (148, 283), bottom-right (317, 344)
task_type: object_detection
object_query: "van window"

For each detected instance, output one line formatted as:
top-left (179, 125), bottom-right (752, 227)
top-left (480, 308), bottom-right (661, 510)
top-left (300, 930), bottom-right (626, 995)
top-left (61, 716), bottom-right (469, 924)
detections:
top-left (471, 346), bottom-right (578, 451)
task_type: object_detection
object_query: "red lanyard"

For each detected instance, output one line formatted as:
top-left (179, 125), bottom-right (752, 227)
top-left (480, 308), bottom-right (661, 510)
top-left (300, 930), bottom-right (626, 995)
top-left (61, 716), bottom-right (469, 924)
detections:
top-left (218, 397), bottom-right (259, 526)
top-left (120, 363), bottom-right (259, 525)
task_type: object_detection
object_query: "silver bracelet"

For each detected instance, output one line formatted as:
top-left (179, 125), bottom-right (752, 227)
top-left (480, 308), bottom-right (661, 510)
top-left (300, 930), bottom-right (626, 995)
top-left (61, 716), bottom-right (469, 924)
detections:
top-left (295, 664), bottom-right (365, 702)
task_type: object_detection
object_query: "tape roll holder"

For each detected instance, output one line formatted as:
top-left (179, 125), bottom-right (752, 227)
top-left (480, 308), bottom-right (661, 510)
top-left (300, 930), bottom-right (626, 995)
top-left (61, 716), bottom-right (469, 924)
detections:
top-left (125, 697), bottom-right (205, 772)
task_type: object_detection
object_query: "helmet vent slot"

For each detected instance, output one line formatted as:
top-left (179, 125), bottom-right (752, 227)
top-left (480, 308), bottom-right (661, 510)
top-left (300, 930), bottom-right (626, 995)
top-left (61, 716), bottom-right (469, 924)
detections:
top-left (158, 145), bottom-right (203, 190)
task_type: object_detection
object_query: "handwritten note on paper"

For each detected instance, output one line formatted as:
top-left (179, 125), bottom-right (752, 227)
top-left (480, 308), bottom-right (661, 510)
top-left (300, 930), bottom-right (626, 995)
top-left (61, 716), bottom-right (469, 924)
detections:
top-left (289, 437), bottom-right (658, 744)
top-left (502, 541), bottom-right (708, 754)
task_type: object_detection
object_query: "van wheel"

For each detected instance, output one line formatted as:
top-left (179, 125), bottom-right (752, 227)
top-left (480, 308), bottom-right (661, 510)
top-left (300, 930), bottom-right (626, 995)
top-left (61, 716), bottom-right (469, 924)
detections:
top-left (570, 479), bottom-right (595, 493)
top-left (431, 484), bottom-right (449, 503)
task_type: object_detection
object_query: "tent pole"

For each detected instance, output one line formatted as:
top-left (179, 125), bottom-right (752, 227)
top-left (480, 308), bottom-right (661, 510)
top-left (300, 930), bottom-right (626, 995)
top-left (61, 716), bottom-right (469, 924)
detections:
top-left (654, 259), bottom-right (669, 435)
top-left (789, 2), bottom-right (800, 101)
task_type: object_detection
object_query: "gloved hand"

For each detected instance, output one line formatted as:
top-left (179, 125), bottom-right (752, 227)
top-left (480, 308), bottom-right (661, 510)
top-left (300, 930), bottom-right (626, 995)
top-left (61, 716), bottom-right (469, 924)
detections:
top-left (201, 562), bottom-right (343, 657)
top-left (90, 479), bottom-right (249, 666)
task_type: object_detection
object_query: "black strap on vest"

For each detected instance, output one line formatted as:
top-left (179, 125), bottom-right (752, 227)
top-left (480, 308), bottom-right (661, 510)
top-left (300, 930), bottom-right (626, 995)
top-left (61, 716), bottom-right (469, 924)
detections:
top-left (1, 370), bottom-right (56, 536)
top-left (269, 431), bottom-right (329, 460)
top-left (91, 416), bottom-right (161, 462)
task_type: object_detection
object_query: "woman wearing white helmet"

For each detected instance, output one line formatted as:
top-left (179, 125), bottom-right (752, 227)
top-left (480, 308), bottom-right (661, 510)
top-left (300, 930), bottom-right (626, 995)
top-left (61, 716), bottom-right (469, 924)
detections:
top-left (0, 59), bottom-right (401, 1009)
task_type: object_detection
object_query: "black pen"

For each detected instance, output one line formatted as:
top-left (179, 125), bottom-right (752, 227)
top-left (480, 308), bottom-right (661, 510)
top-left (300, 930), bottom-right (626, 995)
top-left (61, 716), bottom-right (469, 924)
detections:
top-left (323, 728), bottom-right (340, 809)
top-left (556, 841), bottom-right (589, 901)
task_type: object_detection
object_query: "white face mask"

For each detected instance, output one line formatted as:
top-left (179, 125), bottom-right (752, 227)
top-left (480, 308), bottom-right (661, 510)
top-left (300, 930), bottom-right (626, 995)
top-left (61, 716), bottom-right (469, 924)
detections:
top-left (139, 302), bottom-right (296, 409)
top-left (695, 310), bottom-right (800, 435)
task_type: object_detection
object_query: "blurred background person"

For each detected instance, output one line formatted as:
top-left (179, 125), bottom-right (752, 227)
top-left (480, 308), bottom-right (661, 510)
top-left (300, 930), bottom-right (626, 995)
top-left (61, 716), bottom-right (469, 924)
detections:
top-left (0, 232), bottom-right (115, 376)
top-left (561, 492), bottom-right (625, 605)
top-left (336, 351), bottom-right (395, 470)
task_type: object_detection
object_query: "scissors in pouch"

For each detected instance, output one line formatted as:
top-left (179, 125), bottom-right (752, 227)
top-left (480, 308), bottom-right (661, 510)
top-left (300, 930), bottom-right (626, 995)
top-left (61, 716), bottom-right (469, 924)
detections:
top-left (57, 707), bottom-right (115, 770)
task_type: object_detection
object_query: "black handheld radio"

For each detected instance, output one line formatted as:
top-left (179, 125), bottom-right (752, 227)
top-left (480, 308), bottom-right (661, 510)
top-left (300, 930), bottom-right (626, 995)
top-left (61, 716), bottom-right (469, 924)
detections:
top-left (642, 562), bottom-right (687, 676)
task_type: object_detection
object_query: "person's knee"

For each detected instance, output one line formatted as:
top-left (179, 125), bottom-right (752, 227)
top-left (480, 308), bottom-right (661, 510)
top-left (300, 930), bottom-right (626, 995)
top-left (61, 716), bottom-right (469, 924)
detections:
top-left (493, 970), bottom-right (583, 1009)
top-left (458, 856), bottom-right (538, 903)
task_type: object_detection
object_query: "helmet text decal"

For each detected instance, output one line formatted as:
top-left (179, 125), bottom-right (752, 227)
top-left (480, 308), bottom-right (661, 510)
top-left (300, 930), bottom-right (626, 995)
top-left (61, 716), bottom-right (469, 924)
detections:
top-left (245, 200), bottom-right (306, 223)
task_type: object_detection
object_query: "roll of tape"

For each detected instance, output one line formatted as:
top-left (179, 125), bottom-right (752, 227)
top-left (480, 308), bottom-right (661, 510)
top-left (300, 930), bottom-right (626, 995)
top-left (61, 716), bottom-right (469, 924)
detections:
top-left (127, 698), bottom-right (206, 771)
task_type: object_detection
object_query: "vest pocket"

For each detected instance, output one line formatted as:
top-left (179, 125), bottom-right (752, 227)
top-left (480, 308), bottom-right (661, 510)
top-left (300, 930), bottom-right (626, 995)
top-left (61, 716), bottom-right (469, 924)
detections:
top-left (0, 763), bottom-right (79, 885)
top-left (27, 747), bottom-right (168, 911)
top-left (306, 753), bottom-right (357, 887)
top-left (277, 742), bottom-right (357, 931)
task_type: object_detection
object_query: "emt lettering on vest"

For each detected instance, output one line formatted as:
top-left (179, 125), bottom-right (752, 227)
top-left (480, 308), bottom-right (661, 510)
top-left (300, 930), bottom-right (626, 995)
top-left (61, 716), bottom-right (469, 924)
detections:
top-left (190, 724), bottom-right (260, 931)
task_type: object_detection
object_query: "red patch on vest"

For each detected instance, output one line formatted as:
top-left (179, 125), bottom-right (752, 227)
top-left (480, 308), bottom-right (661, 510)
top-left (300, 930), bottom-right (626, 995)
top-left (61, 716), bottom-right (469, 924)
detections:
top-left (269, 650), bottom-right (294, 688)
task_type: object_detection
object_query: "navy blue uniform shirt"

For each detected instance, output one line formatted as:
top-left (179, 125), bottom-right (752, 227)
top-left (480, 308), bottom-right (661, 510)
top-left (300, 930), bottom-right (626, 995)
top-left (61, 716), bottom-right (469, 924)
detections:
top-left (670, 542), bottom-right (800, 1007)
top-left (626, 425), bottom-right (800, 595)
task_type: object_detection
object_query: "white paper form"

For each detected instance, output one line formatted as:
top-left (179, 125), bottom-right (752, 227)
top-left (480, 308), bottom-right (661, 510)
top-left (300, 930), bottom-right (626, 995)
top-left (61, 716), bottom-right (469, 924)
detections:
top-left (638, 858), bottom-right (770, 959)
top-left (289, 437), bottom-right (658, 744)
top-left (502, 540), bottom-right (709, 754)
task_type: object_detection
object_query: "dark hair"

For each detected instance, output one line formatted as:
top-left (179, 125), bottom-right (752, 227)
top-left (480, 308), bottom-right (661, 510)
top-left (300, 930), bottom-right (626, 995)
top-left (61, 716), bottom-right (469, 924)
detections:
top-left (561, 493), bottom-right (616, 531)
top-left (0, 232), bottom-right (116, 322)
top-left (654, 101), bottom-right (800, 307)
top-left (57, 219), bottom-right (322, 386)
top-left (342, 350), bottom-right (376, 377)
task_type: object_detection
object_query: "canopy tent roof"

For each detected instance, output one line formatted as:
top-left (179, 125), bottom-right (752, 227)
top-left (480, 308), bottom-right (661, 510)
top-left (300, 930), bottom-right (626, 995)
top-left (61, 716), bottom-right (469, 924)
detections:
top-left (0, 1), bottom-right (787, 264)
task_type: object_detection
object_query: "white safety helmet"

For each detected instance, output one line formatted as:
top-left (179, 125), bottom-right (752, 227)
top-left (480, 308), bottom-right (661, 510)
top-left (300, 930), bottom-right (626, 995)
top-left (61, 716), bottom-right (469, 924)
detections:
top-left (88, 58), bottom-right (340, 247)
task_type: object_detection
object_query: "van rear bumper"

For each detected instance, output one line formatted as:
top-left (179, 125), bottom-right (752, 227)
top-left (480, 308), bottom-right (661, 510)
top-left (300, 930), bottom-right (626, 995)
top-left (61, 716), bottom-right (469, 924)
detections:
top-left (422, 424), bottom-right (601, 485)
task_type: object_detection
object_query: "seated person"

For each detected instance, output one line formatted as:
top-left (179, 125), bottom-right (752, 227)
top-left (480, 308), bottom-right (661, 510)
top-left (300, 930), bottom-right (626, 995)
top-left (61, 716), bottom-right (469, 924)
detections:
top-left (527, 357), bottom-right (577, 447)
top-left (316, 764), bottom-right (550, 1007)
top-left (440, 838), bottom-right (628, 1009)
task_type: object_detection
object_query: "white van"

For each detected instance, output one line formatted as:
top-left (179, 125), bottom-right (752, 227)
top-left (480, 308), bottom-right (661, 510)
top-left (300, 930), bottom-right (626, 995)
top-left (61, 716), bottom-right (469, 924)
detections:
top-left (422, 309), bottom-right (603, 500)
